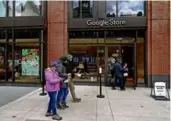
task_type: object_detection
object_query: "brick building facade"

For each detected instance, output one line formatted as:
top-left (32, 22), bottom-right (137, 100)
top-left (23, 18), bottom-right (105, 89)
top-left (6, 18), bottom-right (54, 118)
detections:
top-left (47, 1), bottom-right (170, 87)
top-left (147, 1), bottom-right (170, 86)
top-left (0, 1), bottom-right (169, 87)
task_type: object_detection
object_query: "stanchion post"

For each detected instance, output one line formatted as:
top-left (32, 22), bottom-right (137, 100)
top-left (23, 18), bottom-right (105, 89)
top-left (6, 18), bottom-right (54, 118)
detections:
top-left (97, 67), bottom-right (105, 98)
top-left (40, 80), bottom-right (47, 96)
top-left (39, 30), bottom-right (47, 96)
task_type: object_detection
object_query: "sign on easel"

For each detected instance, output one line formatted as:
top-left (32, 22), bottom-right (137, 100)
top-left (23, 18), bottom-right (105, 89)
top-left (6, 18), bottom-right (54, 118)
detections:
top-left (151, 81), bottom-right (170, 101)
top-left (154, 82), bottom-right (167, 97)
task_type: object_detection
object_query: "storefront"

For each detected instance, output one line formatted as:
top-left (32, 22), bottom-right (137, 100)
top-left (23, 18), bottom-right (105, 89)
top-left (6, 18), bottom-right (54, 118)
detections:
top-left (0, 1), bottom-right (169, 87)
top-left (67, 1), bottom-right (147, 87)
top-left (68, 29), bottom-right (146, 86)
top-left (0, 0), bottom-right (47, 84)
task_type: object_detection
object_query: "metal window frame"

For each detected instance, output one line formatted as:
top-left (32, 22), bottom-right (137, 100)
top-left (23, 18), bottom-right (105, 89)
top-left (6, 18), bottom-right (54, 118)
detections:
top-left (105, 1), bottom-right (146, 18)
top-left (1, 28), bottom-right (45, 83)
top-left (0, 0), bottom-right (45, 18)
top-left (68, 30), bottom-right (146, 87)
top-left (72, 0), bottom-right (94, 19)
top-left (6, 1), bottom-right (8, 17)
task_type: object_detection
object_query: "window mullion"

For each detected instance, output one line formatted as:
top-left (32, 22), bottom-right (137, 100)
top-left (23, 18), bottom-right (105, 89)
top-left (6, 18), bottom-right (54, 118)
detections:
top-left (13, 1), bottom-right (15, 17)
top-left (80, 1), bottom-right (82, 18)
top-left (6, 1), bottom-right (8, 17)
top-left (116, 1), bottom-right (118, 17)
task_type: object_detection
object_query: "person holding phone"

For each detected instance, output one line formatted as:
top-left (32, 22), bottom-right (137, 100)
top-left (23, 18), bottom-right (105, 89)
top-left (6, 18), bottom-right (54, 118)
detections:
top-left (44, 60), bottom-right (63, 120)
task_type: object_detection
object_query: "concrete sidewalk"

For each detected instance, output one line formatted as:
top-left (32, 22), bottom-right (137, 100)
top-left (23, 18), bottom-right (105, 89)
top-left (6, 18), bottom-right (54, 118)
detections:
top-left (0, 86), bottom-right (170, 121)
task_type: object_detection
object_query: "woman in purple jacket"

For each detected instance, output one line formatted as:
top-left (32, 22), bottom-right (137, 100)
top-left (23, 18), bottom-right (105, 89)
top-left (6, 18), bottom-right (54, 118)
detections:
top-left (44, 60), bottom-right (63, 120)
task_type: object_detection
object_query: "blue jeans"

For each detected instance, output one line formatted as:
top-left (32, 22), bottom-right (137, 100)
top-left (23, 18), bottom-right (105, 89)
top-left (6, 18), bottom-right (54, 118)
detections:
top-left (47, 91), bottom-right (57, 115)
top-left (57, 88), bottom-right (69, 105)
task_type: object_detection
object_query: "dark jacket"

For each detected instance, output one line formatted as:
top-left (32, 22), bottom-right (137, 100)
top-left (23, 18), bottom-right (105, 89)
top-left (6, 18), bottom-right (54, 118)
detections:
top-left (113, 62), bottom-right (126, 78)
top-left (110, 62), bottom-right (115, 78)
top-left (66, 61), bottom-right (73, 73)
top-left (56, 61), bottom-right (68, 88)
top-left (66, 61), bottom-right (76, 78)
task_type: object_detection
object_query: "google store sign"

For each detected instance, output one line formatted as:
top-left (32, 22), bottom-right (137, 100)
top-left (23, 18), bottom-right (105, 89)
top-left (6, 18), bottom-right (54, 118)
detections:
top-left (86, 19), bottom-right (126, 27)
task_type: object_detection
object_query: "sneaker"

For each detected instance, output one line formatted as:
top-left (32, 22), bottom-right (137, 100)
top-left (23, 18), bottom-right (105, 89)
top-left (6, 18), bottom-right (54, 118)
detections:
top-left (52, 114), bottom-right (62, 120)
top-left (73, 98), bottom-right (81, 103)
top-left (120, 88), bottom-right (126, 91)
top-left (76, 98), bottom-right (81, 101)
top-left (76, 98), bottom-right (81, 102)
top-left (62, 103), bottom-right (69, 108)
top-left (57, 104), bottom-right (64, 109)
top-left (112, 87), bottom-right (116, 90)
top-left (45, 112), bottom-right (53, 117)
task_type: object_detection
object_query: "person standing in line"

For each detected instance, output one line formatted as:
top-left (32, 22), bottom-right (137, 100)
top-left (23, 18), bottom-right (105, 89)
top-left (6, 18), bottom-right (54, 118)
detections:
top-left (112, 57), bottom-right (127, 91)
top-left (44, 60), bottom-right (63, 120)
top-left (65, 54), bottom-right (81, 103)
top-left (122, 62), bottom-right (128, 90)
top-left (109, 57), bottom-right (116, 86)
top-left (110, 56), bottom-right (116, 78)
top-left (56, 57), bottom-right (69, 109)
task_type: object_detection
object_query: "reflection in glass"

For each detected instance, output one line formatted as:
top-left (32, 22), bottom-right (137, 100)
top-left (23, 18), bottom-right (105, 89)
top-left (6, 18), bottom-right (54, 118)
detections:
top-left (106, 1), bottom-right (116, 17)
top-left (15, 0), bottom-right (41, 16)
top-left (73, 0), bottom-right (93, 18)
top-left (8, 1), bottom-right (13, 16)
top-left (7, 44), bottom-right (13, 81)
top-left (73, 0), bottom-right (80, 18)
top-left (81, 1), bottom-right (93, 18)
top-left (0, 45), bottom-right (5, 81)
top-left (118, 0), bottom-right (144, 17)
top-left (0, 31), bottom-right (6, 82)
top-left (0, 0), bottom-right (6, 17)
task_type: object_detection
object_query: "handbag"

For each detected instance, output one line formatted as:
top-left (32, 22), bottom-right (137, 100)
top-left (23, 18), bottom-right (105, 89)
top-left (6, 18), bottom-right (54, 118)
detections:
top-left (123, 73), bottom-right (128, 77)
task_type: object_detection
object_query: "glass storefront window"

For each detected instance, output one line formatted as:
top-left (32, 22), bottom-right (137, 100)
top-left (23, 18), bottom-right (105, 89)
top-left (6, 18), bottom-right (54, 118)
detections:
top-left (14, 29), bottom-right (40, 83)
top-left (0, 46), bottom-right (5, 80)
top-left (0, 0), bottom-right (6, 17)
top-left (106, 1), bottom-right (116, 17)
top-left (21, 49), bottom-right (39, 76)
top-left (73, 0), bottom-right (93, 18)
top-left (7, 43), bottom-right (13, 82)
top-left (0, 29), bottom-right (43, 83)
top-left (73, 0), bottom-right (80, 18)
top-left (15, 0), bottom-right (41, 16)
top-left (118, 0), bottom-right (144, 17)
top-left (81, 1), bottom-right (93, 18)
top-left (69, 45), bottom-right (99, 82)
top-left (0, 31), bottom-right (5, 82)
top-left (8, 1), bottom-right (13, 17)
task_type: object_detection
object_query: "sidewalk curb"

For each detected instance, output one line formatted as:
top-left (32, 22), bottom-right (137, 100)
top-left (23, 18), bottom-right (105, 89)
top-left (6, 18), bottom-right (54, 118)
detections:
top-left (0, 88), bottom-right (42, 112)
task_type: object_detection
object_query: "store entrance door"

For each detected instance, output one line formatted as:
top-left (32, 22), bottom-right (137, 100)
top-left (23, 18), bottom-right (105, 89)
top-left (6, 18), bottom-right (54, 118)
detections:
top-left (105, 44), bottom-right (136, 87)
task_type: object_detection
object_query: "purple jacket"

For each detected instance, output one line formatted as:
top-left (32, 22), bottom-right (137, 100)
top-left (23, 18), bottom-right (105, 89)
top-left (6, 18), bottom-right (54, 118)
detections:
top-left (44, 68), bottom-right (62, 92)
